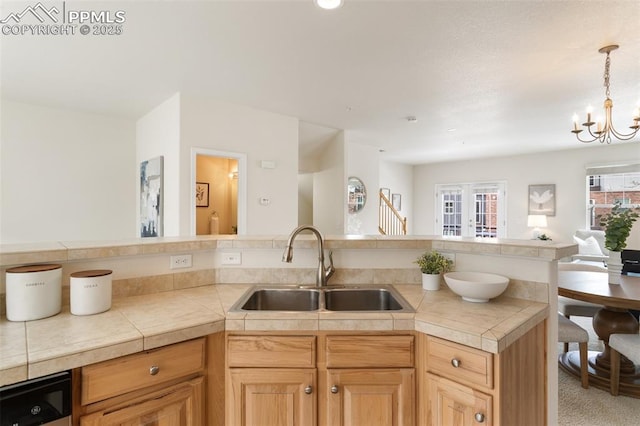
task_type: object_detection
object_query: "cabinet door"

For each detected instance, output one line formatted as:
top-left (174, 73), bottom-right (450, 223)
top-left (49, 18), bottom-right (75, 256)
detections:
top-left (80, 377), bottom-right (204, 426)
top-left (427, 373), bottom-right (492, 426)
top-left (326, 369), bottom-right (414, 426)
top-left (228, 368), bottom-right (316, 426)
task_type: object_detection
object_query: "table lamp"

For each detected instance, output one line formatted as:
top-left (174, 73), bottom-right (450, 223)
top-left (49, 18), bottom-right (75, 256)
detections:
top-left (527, 215), bottom-right (547, 239)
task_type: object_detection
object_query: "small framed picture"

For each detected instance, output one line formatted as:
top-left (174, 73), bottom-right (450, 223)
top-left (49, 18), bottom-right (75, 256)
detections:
top-left (380, 187), bottom-right (391, 199)
top-left (392, 193), bottom-right (402, 211)
top-left (196, 182), bottom-right (209, 207)
top-left (528, 184), bottom-right (555, 216)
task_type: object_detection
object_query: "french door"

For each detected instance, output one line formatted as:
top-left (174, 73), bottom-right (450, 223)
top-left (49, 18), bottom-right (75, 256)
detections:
top-left (435, 182), bottom-right (506, 238)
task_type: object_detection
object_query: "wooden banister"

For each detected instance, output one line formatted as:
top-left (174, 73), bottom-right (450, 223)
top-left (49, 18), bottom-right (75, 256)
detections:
top-left (379, 190), bottom-right (407, 235)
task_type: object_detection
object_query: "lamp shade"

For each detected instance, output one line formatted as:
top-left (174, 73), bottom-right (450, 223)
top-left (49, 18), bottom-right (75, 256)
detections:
top-left (527, 215), bottom-right (547, 228)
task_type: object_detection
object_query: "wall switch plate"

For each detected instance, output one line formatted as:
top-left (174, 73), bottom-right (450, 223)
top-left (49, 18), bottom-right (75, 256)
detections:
top-left (221, 252), bottom-right (242, 265)
top-left (170, 254), bottom-right (192, 269)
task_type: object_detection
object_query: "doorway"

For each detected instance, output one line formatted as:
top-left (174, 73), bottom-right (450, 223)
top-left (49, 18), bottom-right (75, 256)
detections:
top-left (435, 182), bottom-right (506, 238)
top-left (190, 148), bottom-right (247, 235)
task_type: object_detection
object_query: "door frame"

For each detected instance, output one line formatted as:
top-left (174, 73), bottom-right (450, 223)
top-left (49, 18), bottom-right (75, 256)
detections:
top-left (435, 182), bottom-right (507, 238)
top-left (190, 148), bottom-right (247, 235)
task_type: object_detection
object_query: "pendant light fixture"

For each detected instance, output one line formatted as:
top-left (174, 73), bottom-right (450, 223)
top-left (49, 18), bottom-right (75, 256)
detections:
top-left (571, 45), bottom-right (640, 144)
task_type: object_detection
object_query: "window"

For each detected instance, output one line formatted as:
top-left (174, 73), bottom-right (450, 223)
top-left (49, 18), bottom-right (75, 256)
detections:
top-left (441, 189), bottom-right (462, 236)
top-left (436, 182), bottom-right (506, 238)
top-left (475, 192), bottom-right (499, 237)
top-left (585, 165), bottom-right (640, 231)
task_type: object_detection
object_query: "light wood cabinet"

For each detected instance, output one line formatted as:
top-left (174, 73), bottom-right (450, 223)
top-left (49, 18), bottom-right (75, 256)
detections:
top-left (226, 333), bottom-right (415, 426)
top-left (419, 321), bottom-right (546, 426)
top-left (323, 335), bottom-right (415, 426)
top-left (226, 335), bottom-right (318, 426)
top-left (76, 338), bottom-right (207, 426)
top-left (81, 338), bottom-right (205, 405)
top-left (426, 373), bottom-right (492, 426)
top-left (228, 368), bottom-right (316, 426)
top-left (80, 377), bottom-right (204, 426)
top-left (326, 368), bottom-right (414, 426)
top-left (227, 335), bottom-right (316, 368)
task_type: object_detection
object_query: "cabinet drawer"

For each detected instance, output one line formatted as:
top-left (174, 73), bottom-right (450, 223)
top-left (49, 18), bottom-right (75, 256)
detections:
top-left (80, 377), bottom-right (205, 426)
top-left (81, 338), bottom-right (205, 405)
top-left (227, 335), bottom-right (316, 368)
top-left (326, 335), bottom-right (414, 368)
top-left (426, 336), bottom-right (493, 389)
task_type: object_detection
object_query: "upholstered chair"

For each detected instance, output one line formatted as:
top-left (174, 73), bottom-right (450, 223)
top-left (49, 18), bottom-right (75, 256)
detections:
top-left (609, 332), bottom-right (640, 395)
top-left (557, 313), bottom-right (589, 388)
top-left (557, 262), bottom-right (605, 352)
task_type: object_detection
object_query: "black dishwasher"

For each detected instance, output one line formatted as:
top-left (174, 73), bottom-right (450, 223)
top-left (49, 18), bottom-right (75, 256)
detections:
top-left (0, 370), bottom-right (71, 426)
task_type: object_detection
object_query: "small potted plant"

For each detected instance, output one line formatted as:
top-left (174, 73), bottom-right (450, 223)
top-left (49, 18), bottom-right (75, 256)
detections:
top-left (415, 250), bottom-right (453, 291)
top-left (600, 201), bottom-right (639, 284)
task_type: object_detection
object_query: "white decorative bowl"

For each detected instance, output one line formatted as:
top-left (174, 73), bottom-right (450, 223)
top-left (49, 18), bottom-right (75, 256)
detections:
top-left (443, 272), bottom-right (509, 303)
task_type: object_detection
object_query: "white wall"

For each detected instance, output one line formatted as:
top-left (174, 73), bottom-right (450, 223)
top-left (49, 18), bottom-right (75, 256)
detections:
top-left (0, 101), bottom-right (136, 243)
top-left (413, 143), bottom-right (640, 248)
top-left (298, 173), bottom-right (313, 226)
top-left (346, 140), bottom-right (379, 234)
top-left (313, 132), bottom-right (345, 235)
top-left (179, 95), bottom-right (299, 235)
top-left (136, 93), bottom-right (181, 237)
top-left (380, 160), bottom-right (414, 234)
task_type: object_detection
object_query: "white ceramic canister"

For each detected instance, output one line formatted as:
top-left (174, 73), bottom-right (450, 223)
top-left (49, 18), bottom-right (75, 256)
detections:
top-left (70, 269), bottom-right (113, 316)
top-left (6, 264), bottom-right (62, 321)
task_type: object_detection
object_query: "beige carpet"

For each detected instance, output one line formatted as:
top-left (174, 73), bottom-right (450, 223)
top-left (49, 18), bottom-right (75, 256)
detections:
top-left (558, 316), bottom-right (640, 426)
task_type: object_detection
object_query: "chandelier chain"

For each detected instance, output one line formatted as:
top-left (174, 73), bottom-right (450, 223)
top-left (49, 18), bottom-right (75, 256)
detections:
top-left (604, 53), bottom-right (611, 99)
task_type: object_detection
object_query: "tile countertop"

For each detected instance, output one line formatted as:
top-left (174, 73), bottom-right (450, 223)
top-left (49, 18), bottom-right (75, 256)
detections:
top-left (0, 283), bottom-right (548, 387)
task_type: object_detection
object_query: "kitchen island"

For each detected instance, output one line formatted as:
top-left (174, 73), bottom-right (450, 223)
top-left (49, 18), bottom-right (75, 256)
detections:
top-left (0, 235), bottom-right (575, 424)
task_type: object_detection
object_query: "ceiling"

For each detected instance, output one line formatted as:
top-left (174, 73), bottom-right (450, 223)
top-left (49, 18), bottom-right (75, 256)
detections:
top-left (2, 0), bottom-right (639, 165)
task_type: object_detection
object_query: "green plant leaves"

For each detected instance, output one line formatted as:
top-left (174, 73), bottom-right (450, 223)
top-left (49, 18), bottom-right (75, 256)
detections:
top-left (415, 250), bottom-right (453, 274)
top-left (600, 202), bottom-right (640, 251)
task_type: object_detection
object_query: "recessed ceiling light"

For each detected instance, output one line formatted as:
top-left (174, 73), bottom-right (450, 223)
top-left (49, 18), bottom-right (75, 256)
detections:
top-left (315, 0), bottom-right (344, 10)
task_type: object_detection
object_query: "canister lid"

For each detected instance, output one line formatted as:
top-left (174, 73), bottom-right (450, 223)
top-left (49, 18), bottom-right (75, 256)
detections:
top-left (6, 264), bottom-right (62, 273)
top-left (70, 269), bottom-right (112, 278)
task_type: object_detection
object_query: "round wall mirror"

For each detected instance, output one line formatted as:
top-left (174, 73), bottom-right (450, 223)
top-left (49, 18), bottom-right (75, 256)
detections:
top-left (347, 176), bottom-right (366, 214)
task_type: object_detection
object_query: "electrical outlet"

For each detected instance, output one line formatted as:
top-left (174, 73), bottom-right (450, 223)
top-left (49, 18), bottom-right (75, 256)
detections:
top-left (221, 252), bottom-right (242, 265)
top-left (170, 254), bottom-right (192, 269)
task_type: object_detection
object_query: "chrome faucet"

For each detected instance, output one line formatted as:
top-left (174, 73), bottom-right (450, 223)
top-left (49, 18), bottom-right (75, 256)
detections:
top-left (282, 225), bottom-right (335, 287)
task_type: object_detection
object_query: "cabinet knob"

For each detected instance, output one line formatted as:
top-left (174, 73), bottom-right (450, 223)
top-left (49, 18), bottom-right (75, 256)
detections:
top-left (304, 386), bottom-right (313, 395)
top-left (451, 358), bottom-right (461, 368)
top-left (474, 412), bottom-right (485, 423)
top-left (149, 365), bottom-right (160, 376)
top-left (330, 385), bottom-right (339, 394)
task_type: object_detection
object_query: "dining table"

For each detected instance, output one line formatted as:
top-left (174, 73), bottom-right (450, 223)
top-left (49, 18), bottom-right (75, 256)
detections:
top-left (558, 270), bottom-right (640, 397)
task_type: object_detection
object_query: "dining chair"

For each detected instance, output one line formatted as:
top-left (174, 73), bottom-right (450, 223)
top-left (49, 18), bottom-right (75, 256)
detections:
top-left (609, 332), bottom-right (640, 395)
top-left (557, 313), bottom-right (589, 388)
top-left (557, 262), bottom-right (605, 352)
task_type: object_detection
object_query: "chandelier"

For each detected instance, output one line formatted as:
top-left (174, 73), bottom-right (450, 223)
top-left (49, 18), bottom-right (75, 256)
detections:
top-left (571, 45), bottom-right (639, 144)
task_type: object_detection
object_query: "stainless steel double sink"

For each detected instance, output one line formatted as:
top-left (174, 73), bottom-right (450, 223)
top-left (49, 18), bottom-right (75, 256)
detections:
top-left (229, 285), bottom-right (414, 313)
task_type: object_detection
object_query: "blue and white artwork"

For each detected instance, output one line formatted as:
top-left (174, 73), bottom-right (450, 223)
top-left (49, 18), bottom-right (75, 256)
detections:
top-left (140, 156), bottom-right (163, 237)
